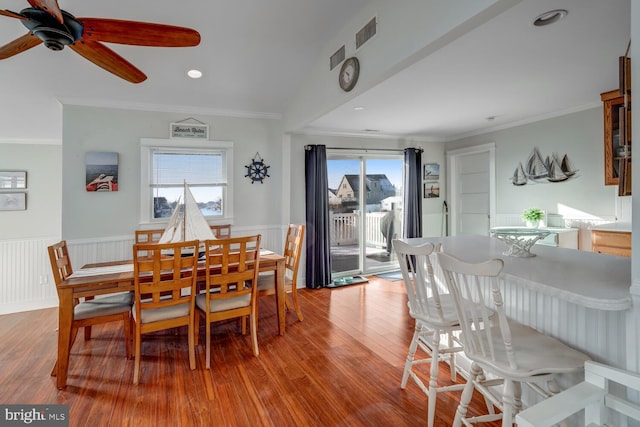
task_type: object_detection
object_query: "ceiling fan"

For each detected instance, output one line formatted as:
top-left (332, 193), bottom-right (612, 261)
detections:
top-left (0, 0), bottom-right (200, 83)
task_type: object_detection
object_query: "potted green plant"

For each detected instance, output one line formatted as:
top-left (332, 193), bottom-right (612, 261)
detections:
top-left (522, 207), bottom-right (544, 228)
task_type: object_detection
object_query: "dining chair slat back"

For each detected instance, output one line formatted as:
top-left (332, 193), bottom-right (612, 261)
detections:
top-left (49, 240), bottom-right (73, 285)
top-left (257, 224), bottom-right (305, 322)
top-left (134, 229), bottom-right (165, 244)
top-left (47, 240), bottom-right (132, 380)
top-left (196, 235), bottom-right (261, 368)
top-left (132, 239), bottom-right (199, 384)
top-left (210, 224), bottom-right (232, 238)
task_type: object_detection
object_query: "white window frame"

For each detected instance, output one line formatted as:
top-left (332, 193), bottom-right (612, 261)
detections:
top-left (139, 138), bottom-right (234, 225)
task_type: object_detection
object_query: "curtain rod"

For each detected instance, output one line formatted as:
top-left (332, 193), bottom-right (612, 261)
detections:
top-left (305, 145), bottom-right (423, 153)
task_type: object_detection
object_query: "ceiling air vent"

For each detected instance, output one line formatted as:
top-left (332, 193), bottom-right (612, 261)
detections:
top-left (356, 17), bottom-right (376, 49)
top-left (330, 45), bottom-right (345, 70)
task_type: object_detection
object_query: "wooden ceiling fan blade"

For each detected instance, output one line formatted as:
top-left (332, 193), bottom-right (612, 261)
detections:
top-left (27, 0), bottom-right (63, 23)
top-left (0, 33), bottom-right (42, 60)
top-left (70, 40), bottom-right (147, 84)
top-left (78, 18), bottom-right (201, 47)
top-left (0, 10), bottom-right (28, 20)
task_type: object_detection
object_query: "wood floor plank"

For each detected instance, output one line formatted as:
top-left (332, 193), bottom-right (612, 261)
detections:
top-left (0, 277), bottom-right (501, 426)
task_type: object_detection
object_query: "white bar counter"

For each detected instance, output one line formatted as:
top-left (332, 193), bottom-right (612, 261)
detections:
top-left (403, 235), bottom-right (631, 311)
top-left (400, 235), bottom-right (635, 424)
top-left (401, 235), bottom-right (633, 369)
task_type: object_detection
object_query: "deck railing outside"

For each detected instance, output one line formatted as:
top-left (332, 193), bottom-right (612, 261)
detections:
top-left (330, 212), bottom-right (395, 248)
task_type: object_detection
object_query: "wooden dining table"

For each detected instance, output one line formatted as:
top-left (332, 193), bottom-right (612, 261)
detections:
top-left (54, 251), bottom-right (285, 389)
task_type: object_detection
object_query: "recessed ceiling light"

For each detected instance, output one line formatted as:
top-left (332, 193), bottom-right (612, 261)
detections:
top-left (187, 69), bottom-right (202, 79)
top-left (533, 9), bottom-right (568, 27)
top-left (354, 106), bottom-right (365, 111)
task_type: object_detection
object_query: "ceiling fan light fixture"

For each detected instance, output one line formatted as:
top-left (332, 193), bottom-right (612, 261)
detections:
top-left (533, 9), bottom-right (568, 27)
top-left (32, 26), bottom-right (73, 50)
top-left (187, 69), bottom-right (202, 79)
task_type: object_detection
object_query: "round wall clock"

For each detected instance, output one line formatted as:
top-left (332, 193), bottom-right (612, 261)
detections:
top-left (339, 57), bottom-right (360, 92)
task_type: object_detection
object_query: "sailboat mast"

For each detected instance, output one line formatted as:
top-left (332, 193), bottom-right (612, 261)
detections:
top-left (182, 180), bottom-right (187, 241)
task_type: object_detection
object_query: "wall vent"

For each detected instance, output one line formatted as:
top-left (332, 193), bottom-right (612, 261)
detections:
top-left (356, 17), bottom-right (377, 49)
top-left (330, 45), bottom-right (345, 70)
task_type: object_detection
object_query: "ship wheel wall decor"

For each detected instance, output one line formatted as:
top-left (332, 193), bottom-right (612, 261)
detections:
top-left (245, 152), bottom-right (270, 184)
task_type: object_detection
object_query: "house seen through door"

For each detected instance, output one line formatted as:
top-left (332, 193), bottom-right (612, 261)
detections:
top-left (327, 153), bottom-right (403, 278)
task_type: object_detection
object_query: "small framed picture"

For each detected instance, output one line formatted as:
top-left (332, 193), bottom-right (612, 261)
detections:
top-left (0, 171), bottom-right (27, 189)
top-left (424, 182), bottom-right (440, 198)
top-left (86, 152), bottom-right (119, 192)
top-left (0, 192), bottom-right (26, 210)
top-left (424, 163), bottom-right (440, 181)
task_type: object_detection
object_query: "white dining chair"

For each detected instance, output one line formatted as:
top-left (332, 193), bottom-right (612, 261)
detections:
top-left (435, 251), bottom-right (591, 427)
top-left (392, 239), bottom-right (467, 427)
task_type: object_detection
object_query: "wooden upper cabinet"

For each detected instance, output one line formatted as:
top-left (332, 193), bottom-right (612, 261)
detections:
top-left (600, 89), bottom-right (631, 195)
top-left (601, 90), bottom-right (626, 186)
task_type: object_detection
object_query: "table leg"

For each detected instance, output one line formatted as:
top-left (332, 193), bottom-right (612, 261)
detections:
top-left (56, 288), bottom-right (74, 388)
top-left (276, 258), bottom-right (286, 336)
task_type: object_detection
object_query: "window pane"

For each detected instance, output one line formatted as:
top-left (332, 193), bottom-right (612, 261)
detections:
top-left (152, 152), bottom-right (224, 185)
top-left (153, 186), bottom-right (223, 219)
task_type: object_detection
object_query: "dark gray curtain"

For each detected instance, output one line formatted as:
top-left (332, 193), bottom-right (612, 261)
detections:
top-left (403, 148), bottom-right (423, 238)
top-left (304, 145), bottom-right (332, 288)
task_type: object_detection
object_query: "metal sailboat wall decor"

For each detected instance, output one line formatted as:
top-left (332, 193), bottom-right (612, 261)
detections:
top-left (159, 182), bottom-right (215, 243)
top-left (511, 148), bottom-right (578, 186)
top-left (512, 162), bottom-right (527, 186)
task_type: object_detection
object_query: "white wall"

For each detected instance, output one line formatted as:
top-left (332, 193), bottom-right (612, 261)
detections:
top-left (0, 143), bottom-right (62, 314)
top-left (283, 0), bottom-right (518, 132)
top-left (62, 105), bottom-right (285, 240)
top-left (446, 107), bottom-right (622, 225)
top-left (0, 143), bottom-right (62, 240)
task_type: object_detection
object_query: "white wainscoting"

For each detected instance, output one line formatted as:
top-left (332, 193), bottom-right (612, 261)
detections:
top-left (0, 225), bottom-right (285, 316)
top-left (0, 237), bottom-right (60, 315)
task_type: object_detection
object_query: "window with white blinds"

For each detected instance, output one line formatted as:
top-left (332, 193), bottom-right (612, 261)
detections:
top-left (140, 139), bottom-right (234, 224)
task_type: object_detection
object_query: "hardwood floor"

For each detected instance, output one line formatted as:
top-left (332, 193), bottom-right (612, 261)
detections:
top-left (0, 276), bottom-right (500, 426)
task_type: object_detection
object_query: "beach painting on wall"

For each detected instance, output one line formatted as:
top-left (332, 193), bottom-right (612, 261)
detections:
top-left (86, 152), bottom-right (119, 192)
top-left (424, 182), bottom-right (440, 198)
top-left (424, 163), bottom-right (440, 181)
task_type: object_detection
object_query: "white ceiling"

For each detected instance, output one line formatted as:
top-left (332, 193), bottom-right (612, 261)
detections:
top-left (0, 0), bottom-right (630, 142)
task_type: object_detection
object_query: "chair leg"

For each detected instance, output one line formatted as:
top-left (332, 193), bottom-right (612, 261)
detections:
top-left (477, 368), bottom-right (496, 414)
top-left (188, 318), bottom-right (196, 370)
top-left (254, 296), bottom-right (260, 331)
top-left (51, 326), bottom-right (79, 377)
top-left (205, 314), bottom-right (211, 369)
top-left (513, 380), bottom-right (522, 413)
top-left (133, 327), bottom-right (142, 385)
top-left (427, 329), bottom-right (442, 427)
top-left (448, 332), bottom-right (457, 382)
top-left (84, 325), bottom-right (92, 341)
top-left (123, 312), bottom-right (132, 359)
top-left (453, 362), bottom-right (481, 427)
top-left (501, 380), bottom-right (515, 427)
top-left (401, 323), bottom-right (422, 389)
top-left (250, 312), bottom-right (259, 357)
top-left (290, 289), bottom-right (304, 321)
top-left (194, 310), bottom-right (200, 346)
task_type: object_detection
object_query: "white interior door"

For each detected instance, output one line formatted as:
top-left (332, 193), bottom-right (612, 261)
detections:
top-left (446, 143), bottom-right (495, 236)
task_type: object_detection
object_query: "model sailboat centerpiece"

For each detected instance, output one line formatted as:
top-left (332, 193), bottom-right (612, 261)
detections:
top-left (159, 182), bottom-right (215, 244)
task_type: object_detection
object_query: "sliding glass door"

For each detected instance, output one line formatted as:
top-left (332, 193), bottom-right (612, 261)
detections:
top-left (327, 152), bottom-right (403, 278)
